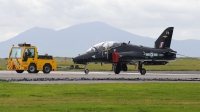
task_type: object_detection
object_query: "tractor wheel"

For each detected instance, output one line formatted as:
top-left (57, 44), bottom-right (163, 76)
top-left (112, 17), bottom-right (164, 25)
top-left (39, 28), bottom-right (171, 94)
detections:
top-left (16, 70), bottom-right (24, 73)
top-left (43, 64), bottom-right (52, 74)
top-left (28, 64), bottom-right (37, 73)
top-left (35, 70), bottom-right (39, 73)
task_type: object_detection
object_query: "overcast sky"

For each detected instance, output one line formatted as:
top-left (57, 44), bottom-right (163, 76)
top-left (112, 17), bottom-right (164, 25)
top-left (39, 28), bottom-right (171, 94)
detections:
top-left (0, 0), bottom-right (200, 42)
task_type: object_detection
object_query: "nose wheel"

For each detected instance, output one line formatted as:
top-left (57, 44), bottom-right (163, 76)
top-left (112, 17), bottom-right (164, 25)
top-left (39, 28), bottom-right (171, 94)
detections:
top-left (84, 64), bottom-right (89, 75)
top-left (138, 62), bottom-right (146, 75)
top-left (84, 69), bottom-right (89, 74)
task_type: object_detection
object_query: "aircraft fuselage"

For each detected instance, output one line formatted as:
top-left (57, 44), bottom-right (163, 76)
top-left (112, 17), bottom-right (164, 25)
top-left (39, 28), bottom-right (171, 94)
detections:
top-left (73, 43), bottom-right (176, 64)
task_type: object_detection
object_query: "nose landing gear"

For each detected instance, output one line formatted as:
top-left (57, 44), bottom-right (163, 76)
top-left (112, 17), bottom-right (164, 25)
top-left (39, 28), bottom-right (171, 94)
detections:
top-left (84, 64), bottom-right (89, 75)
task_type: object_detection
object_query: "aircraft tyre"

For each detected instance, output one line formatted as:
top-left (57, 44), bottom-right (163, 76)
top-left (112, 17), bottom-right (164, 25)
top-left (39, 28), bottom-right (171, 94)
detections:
top-left (114, 63), bottom-right (121, 74)
top-left (114, 68), bottom-right (121, 74)
top-left (84, 69), bottom-right (89, 74)
top-left (140, 68), bottom-right (146, 75)
top-left (28, 64), bottom-right (37, 73)
top-left (16, 70), bottom-right (24, 73)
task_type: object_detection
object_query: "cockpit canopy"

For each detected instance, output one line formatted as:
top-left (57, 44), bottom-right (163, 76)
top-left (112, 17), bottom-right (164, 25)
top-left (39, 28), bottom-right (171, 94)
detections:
top-left (87, 41), bottom-right (121, 53)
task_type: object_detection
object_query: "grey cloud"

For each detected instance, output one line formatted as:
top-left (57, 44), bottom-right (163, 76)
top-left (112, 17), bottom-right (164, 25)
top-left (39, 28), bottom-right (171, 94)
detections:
top-left (0, 0), bottom-right (200, 42)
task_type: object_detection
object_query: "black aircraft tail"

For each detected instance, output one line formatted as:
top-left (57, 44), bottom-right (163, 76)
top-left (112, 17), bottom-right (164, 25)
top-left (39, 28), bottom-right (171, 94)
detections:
top-left (155, 27), bottom-right (174, 49)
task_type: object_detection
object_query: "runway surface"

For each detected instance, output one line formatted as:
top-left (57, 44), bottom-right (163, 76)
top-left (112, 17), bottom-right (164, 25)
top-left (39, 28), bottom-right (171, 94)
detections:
top-left (0, 71), bottom-right (200, 84)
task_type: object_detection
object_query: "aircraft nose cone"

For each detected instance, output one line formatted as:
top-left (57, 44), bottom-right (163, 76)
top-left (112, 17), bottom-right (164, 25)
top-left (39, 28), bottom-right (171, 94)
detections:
top-left (72, 56), bottom-right (79, 63)
top-left (73, 55), bottom-right (85, 64)
top-left (73, 54), bottom-right (90, 64)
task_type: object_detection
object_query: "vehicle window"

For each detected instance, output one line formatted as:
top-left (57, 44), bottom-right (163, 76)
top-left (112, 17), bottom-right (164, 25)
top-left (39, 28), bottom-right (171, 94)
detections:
top-left (25, 48), bottom-right (35, 58)
top-left (10, 47), bottom-right (23, 58)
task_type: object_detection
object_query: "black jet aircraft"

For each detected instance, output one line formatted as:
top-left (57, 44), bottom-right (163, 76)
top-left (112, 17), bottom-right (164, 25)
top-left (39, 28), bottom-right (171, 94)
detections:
top-left (73, 27), bottom-right (176, 75)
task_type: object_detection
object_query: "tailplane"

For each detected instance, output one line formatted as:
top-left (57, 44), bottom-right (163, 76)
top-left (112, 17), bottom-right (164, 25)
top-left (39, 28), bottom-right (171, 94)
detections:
top-left (155, 27), bottom-right (174, 49)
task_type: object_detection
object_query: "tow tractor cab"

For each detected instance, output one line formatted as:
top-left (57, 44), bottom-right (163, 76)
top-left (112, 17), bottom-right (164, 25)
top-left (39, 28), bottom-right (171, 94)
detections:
top-left (7, 43), bottom-right (57, 74)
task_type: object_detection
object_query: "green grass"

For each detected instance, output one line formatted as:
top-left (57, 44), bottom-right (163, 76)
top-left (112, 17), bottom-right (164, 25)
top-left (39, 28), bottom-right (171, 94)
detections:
top-left (1, 57), bottom-right (200, 71)
top-left (0, 58), bottom-right (7, 70)
top-left (0, 82), bottom-right (200, 112)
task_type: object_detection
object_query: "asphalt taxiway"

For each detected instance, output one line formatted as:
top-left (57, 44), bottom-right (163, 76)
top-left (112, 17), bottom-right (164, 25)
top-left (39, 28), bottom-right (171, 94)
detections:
top-left (0, 71), bottom-right (200, 84)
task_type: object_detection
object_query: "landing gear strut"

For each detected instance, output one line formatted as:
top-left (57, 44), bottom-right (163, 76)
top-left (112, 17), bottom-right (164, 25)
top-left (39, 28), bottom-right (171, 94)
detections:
top-left (84, 64), bottom-right (89, 75)
top-left (138, 62), bottom-right (146, 75)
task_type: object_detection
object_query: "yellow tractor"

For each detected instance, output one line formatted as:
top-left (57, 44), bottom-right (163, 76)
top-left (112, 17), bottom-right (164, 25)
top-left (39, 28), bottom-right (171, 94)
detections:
top-left (7, 43), bottom-right (57, 74)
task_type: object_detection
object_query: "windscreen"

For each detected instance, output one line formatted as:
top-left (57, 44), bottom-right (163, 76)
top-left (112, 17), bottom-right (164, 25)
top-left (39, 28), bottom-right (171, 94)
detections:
top-left (87, 42), bottom-right (104, 52)
top-left (10, 47), bottom-right (23, 58)
top-left (87, 41), bottom-right (121, 52)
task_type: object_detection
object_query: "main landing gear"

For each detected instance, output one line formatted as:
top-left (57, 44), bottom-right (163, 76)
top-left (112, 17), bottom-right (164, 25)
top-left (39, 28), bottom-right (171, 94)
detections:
top-left (113, 63), bottom-right (127, 74)
top-left (82, 62), bottom-right (146, 75)
top-left (138, 62), bottom-right (146, 75)
top-left (113, 62), bottom-right (146, 75)
top-left (113, 63), bottom-right (121, 74)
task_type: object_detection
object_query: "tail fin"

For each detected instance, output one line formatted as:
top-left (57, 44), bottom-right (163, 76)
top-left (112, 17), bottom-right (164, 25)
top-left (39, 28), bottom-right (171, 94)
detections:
top-left (155, 27), bottom-right (174, 49)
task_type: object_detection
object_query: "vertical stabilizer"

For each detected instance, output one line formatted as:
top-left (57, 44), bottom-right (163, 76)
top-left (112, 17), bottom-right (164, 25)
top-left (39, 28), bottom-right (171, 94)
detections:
top-left (155, 27), bottom-right (174, 49)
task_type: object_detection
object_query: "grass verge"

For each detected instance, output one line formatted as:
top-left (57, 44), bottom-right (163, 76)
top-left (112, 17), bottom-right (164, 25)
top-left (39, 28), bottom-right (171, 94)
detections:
top-left (0, 82), bottom-right (200, 112)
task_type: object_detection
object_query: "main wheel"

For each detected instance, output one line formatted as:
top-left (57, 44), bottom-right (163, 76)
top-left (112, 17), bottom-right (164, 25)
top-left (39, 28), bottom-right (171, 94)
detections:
top-left (43, 64), bottom-right (52, 74)
top-left (114, 64), bottom-right (121, 74)
top-left (28, 64), bottom-right (37, 73)
top-left (140, 68), bottom-right (146, 75)
top-left (114, 69), bottom-right (121, 74)
top-left (16, 70), bottom-right (24, 73)
top-left (84, 69), bottom-right (89, 74)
